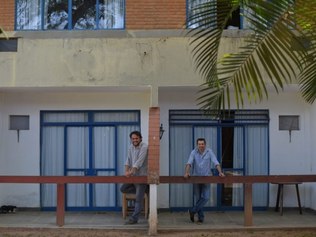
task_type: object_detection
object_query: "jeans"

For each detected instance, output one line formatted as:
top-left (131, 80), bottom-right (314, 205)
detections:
top-left (190, 183), bottom-right (210, 221)
top-left (120, 183), bottom-right (148, 222)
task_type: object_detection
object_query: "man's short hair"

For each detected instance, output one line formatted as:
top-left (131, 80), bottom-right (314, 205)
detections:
top-left (129, 131), bottom-right (142, 139)
top-left (196, 138), bottom-right (206, 144)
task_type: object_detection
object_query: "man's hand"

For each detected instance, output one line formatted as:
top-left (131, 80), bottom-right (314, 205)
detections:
top-left (184, 173), bottom-right (190, 179)
top-left (219, 172), bottom-right (225, 177)
top-left (125, 167), bottom-right (137, 177)
top-left (184, 164), bottom-right (191, 179)
top-left (125, 170), bottom-right (132, 177)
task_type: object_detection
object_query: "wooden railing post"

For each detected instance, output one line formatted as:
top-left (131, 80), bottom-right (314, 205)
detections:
top-left (56, 183), bottom-right (65, 226)
top-left (244, 183), bottom-right (253, 226)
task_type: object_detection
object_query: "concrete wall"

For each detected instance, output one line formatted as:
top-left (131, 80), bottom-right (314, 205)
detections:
top-left (1, 31), bottom-right (203, 88)
top-left (1, 31), bottom-right (250, 89)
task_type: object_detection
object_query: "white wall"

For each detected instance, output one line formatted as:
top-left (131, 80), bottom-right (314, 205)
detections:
top-left (158, 86), bottom-right (315, 209)
top-left (0, 90), bottom-right (150, 207)
top-left (310, 102), bottom-right (316, 210)
top-left (158, 87), bottom-right (201, 208)
top-left (0, 86), bottom-right (315, 210)
top-left (253, 91), bottom-right (312, 208)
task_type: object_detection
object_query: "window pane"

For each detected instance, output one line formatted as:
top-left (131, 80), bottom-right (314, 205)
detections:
top-left (187, 0), bottom-right (240, 29)
top-left (187, 0), bottom-right (215, 29)
top-left (73, 0), bottom-right (97, 30)
top-left (99, 0), bottom-right (124, 29)
top-left (94, 111), bottom-right (139, 122)
top-left (16, 0), bottom-right (125, 30)
top-left (43, 112), bottom-right (88, 123)
top-left (16, 0), bottom-right (41, 30)
top-left (44, 0), bottom-right (69, 30)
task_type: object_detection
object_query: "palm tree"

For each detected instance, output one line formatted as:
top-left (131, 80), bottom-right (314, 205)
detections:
top-left (187, 0), bottom-right (316, 111)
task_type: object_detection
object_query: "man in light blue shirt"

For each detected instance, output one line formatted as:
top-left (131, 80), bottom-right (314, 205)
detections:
top-left (184, 138), bottom-right (225, 224)
top-left (120, 131), bottom-right (148, 224)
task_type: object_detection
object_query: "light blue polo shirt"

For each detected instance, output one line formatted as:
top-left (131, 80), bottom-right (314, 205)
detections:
top-left (186, 148), bottom-right (219, 176)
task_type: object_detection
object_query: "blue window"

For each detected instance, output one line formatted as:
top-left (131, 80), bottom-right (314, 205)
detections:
top-left (186, 0), bottom-right (241, 29)
top-left (16, 0), bottom-right (125, 30)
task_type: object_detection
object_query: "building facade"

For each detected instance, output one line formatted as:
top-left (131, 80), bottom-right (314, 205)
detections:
top-left (0, 0), bottom-right (315, 212)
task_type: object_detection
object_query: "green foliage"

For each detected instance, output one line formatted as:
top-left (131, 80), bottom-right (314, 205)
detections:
top-left (188, 0), bottom-right (316, 110)
top-left (0, 26), bottom-right (9, 39)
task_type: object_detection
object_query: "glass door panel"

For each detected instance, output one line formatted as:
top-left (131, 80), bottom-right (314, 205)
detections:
top-left (221, 126), bottom-right (244, 207)
top-left (194, 126), bottom-right (218, 207)
top-left (66, 127), bottom-right (90, 208)
top-left (169, 125), bottom-right (193, 207)
top-left (93, 127), bottom-right (116, 207)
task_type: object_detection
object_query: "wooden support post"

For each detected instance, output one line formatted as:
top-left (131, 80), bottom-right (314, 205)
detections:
top-left (244, 183), bottom-right (253, 226)
top-left (56, 183), bottom-right (65, 226)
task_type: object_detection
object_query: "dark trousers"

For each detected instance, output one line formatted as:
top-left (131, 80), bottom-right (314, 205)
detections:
top-left (120, 183), bottom-right (148, 221)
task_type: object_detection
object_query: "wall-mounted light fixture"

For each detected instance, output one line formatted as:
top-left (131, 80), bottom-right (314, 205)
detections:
top-left (159, 124), bottom-right (165, 140)
top-left (9, 115), bottom-right (30, 142)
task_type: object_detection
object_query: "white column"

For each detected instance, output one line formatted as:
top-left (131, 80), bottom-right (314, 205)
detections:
top-left (148, 184), bottom-right (158, 235)
top-left (150, 86), bottom-right (159, 107)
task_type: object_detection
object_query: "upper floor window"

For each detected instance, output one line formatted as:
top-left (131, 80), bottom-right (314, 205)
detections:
top-left (16, 0), bottom-right (125, 30)
top-left (187, 0), bottom-right (241, 29)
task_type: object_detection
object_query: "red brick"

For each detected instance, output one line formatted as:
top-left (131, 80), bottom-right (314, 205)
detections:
top-left (0, 1), bottom-right (187, 31)
top-left (147, 107), bottom-right (160, 184)
top-left (0, 0), bottom-right (15, 31)
top-left (126, 0), bottom-right (186, 30)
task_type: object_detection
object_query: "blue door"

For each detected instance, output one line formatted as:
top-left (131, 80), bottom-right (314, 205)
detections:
top-left (40, 111), bottom-right (140, 211)
top-left (169, 110), bottom-right (269, 210)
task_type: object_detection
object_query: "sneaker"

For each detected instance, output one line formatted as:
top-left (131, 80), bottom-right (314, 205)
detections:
top-left (125, 219), bottom-right (138, 225)
top-left (188, 210), bottom-right (195, 222)
top-left (196, 220), bottom-right (203, 225)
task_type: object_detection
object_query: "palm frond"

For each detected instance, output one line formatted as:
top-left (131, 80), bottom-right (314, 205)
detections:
top-left (0, 26), bottom-right (9, 39)
top-left (188, 0), bottom-right (316, 110)
top-left (294, 0), bottom-right (316, 103)
top-left (187, 0), bottom-right (238, 82)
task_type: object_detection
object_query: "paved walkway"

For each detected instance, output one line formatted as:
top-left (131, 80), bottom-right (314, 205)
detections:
top-left (0, 208), bottom-right (316, 231)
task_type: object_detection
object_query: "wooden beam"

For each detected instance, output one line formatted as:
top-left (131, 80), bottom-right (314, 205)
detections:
top-left (56, 183), bottom-right (65, 227)
top-left (244, 183), bottom-right (253, 226)
top-left (0, 176), bottom-right (147, 183)
top-left (0, 175), bottom-right (316, 184)
top-left (159, 175), bottom-right (316, 184)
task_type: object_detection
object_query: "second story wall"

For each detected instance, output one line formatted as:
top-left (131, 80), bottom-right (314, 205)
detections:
top-left (0, 30), bottom-right (246, 89)
top-left (0, 0), bottom-right (186, 31)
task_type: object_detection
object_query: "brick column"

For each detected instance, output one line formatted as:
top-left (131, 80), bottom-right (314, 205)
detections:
top-left (126, 0), bottom-right (186, 30)
top-left (147, 107), bottom-right (160, 235)
top-left (0, 0), bottom-right (15, 31)
top-left (147, 107), bottom-right (160, 184)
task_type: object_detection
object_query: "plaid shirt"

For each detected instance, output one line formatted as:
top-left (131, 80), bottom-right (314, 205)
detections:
top-left (125, 141), bottom-right (148, 176)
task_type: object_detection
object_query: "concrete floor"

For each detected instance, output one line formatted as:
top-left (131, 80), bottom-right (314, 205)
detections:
top-left (0, 208), bottom-right (315, 231)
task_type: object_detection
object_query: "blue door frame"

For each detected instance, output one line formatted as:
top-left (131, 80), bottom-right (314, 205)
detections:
top-left (169, 109), bottom-right (269, 211)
